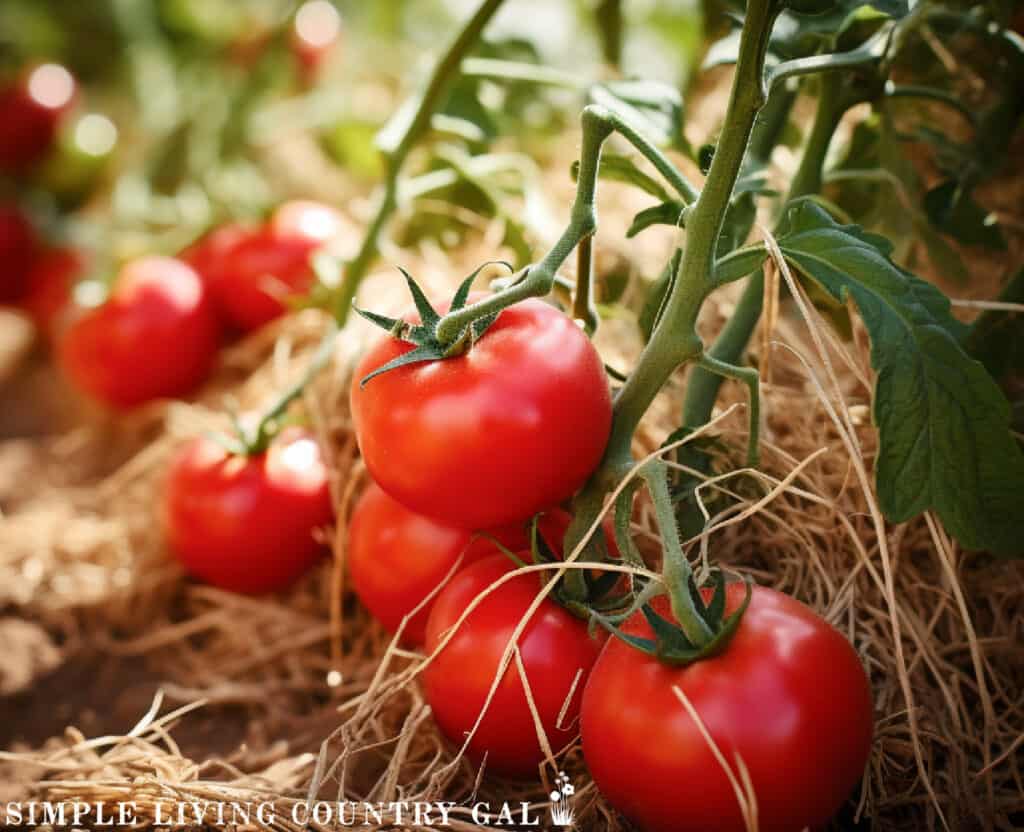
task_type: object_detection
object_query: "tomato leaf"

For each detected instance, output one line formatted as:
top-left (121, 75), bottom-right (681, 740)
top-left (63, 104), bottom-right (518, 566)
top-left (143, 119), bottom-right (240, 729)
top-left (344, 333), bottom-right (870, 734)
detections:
top-left (627, 201), bottom-right (685, 237)
top-left (575, 151), bottom-right (671, 201)
top-left (777, 201), bottom-right (1024, 556)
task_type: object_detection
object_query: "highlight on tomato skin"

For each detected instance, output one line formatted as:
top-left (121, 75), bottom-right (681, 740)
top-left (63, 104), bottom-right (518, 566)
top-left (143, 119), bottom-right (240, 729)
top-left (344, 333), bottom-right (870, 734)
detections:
top-left (423, 554), bottom-right (604, 779)
top-left (350, 296), bottom-right (614, 530)
top-left (163, 428), bottom-right (334, 595)
top-left (290, 0), bottom-right (343, 81)
top-left (580, 584), bottom-right (874, 832)
top-left (0, 63), bottom-right (77, 173)
top-left (58, 255), bottom-right (222, 409)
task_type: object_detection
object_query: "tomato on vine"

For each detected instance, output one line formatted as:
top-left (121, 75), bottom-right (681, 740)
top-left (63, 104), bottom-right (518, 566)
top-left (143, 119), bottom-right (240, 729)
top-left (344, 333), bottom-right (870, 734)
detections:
top-left (163, 428), bottom-right (334, 594)
top-left (0, 64), bottom-right (76, 173)
top-left (351, 290), bottom-right (612, 529)
top-left (349, 485), bottom-right (612, 645)
top-left (59, 256), bottom-right (221, 409)
top-left (199, 201), bottom-right (345, 332)
top-left (580, 584), bottom-right (873, 832)
top-left (423, 554), bottom-right (603, 778)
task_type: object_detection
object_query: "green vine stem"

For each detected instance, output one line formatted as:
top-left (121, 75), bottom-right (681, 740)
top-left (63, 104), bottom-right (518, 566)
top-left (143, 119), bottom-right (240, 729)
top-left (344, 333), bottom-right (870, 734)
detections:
top-left (679, 65), bottom-right (850, 449)
top-left (332, 0), bottom-right (507, 323)
top-left (433, 106), bottom-right (699, 342)
top-left (593, 0), bottom-right (778, 480)
top-left (558, 0), bottom-right (780, 599)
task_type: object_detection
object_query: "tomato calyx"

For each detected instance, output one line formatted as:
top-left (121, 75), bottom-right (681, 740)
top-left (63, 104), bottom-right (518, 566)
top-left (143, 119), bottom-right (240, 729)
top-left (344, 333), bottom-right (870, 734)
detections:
top-left (585, 459), bottom-right (752, 666)
top-left (353, 261), bottom-right (514, 386)
top-left (528, 517), bottom-right (629, 619)
top-left (591, 572), bottom-right (752, 666)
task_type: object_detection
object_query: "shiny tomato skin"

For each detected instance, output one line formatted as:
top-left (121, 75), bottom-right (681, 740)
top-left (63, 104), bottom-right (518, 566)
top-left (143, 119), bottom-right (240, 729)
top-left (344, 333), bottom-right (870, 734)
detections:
top-left (423, 554), bottom-right (603, 778)
top-left (59, 256), bottom-right (220, 409)
top-left (347, 486), bottom-right (599, 645)
top-left (19, 246), bottom-right (83, 337)
top-left (351, 298), bottom-right (612, 529)
top-left (163, 429), bottom-right (334, 594)
top-left (0, 64), bottom-right (76, 172)
top-left (0, 204), bottom-right (38, 303)
top-left (348, 482), bottom-right (494, 645)
top-left (204, 202), bottom-right (344, 331)
top-left (580, 585), bottom-right (874, 832)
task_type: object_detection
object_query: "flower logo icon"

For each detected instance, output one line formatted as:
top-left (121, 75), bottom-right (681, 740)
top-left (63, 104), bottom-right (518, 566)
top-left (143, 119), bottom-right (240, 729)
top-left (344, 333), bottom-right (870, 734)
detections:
top-left (548, 772), bottom-right (575, 827)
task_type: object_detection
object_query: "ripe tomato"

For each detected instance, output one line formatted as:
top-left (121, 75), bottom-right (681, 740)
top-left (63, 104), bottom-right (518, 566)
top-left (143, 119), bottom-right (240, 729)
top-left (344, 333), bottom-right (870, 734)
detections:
top-left (59, 256), bottom-right (221, 409)
top-left (0, 64), bottom-right (76, 172)
top-left (351, 298), bottom-right (612, 529)
top-left (19, 247), bottom-right (83, 337)
top-left (0, 204), bottom-right (38, 303)
top-left (204, 202), bottom-right (344, 331)
top-left (348, 484), bottom-right (602, 645)
top-left (163, 428), bottom-right (334, 594)
top-left (580, 585), bottom-right (874, 832)
top-left (179, 221), bottom-right (253, 281)
top-left (423, 554), bottom-right (603, 778)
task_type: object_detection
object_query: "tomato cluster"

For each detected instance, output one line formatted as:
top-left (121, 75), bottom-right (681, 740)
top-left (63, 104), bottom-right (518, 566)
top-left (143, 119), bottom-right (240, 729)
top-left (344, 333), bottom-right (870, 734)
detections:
top-left (345, 287), bottom-right (873, 829)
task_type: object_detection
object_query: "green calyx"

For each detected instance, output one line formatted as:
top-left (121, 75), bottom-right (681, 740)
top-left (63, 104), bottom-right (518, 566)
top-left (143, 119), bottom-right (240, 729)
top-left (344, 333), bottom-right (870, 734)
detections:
top-left (592, 572), bottom-right (752, 666)
top-left (527, 515), bottom-right (628, 620)
top-left (354, 261), bottom-right (514, 387)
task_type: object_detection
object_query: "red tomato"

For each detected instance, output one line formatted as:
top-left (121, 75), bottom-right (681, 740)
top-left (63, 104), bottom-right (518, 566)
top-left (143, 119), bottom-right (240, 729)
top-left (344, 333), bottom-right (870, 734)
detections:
top-left (179, 221), bottom-right (254, 279)
top-left (0, 64), bottom-right (76, 172)
top-left (351, 298), bottom-right (612, 529)
top-left (349, 482), bottom-right (501, 645)
top-left (423, 554), bottom-right (603, 778)
top-left (163, 428), bottom-right (334, 593)
top-left (203, 202), bottom-right (344, 331)
top-left (19, 246), bottom-right (83, 337)
top-left (580, 585), bottom-right (874, 832)
top-left (0, 204), bottom-right (38, 303)
top-left (59, 256), bottom-right (221, 409)
top-left (348, 484), bottom-right (602, 645)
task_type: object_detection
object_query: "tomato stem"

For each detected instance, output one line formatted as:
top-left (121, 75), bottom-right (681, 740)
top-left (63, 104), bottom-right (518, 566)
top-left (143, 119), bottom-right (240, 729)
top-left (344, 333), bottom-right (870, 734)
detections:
top-left (332, 0), bottom-right (508, 323)
top-left (434, 104), bottom-right (698, 343)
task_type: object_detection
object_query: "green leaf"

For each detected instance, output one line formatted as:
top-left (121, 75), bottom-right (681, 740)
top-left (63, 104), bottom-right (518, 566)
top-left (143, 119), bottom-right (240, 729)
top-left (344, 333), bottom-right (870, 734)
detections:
top-left (587, 79), bottom-right (684, 148)
top-left (577, 151), bottom-right (671, 201)
top-left (627, 201), bottom-right (686, 237)
top-left (777, 202), bottom-right (1024, 556)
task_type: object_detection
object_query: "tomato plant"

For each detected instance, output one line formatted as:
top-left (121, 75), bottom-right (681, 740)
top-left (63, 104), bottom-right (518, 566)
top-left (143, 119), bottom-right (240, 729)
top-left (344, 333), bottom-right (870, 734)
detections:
top-left (580, 585), bottom-right (873, 832)
top-left (0, 64), bottom-right (76, 173)
top-left (0, 204), bottom-right (38, 304)
top-left (423, 554), bottom-right (603, 778)
top-left (351, 294), bottom-right (612, 529)
top-left (163, 428), bottom-right (334, 594)
top-left (199, 201), bottom-right (345, 331)
top-left (59, 256), bottom-right (221, 409)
